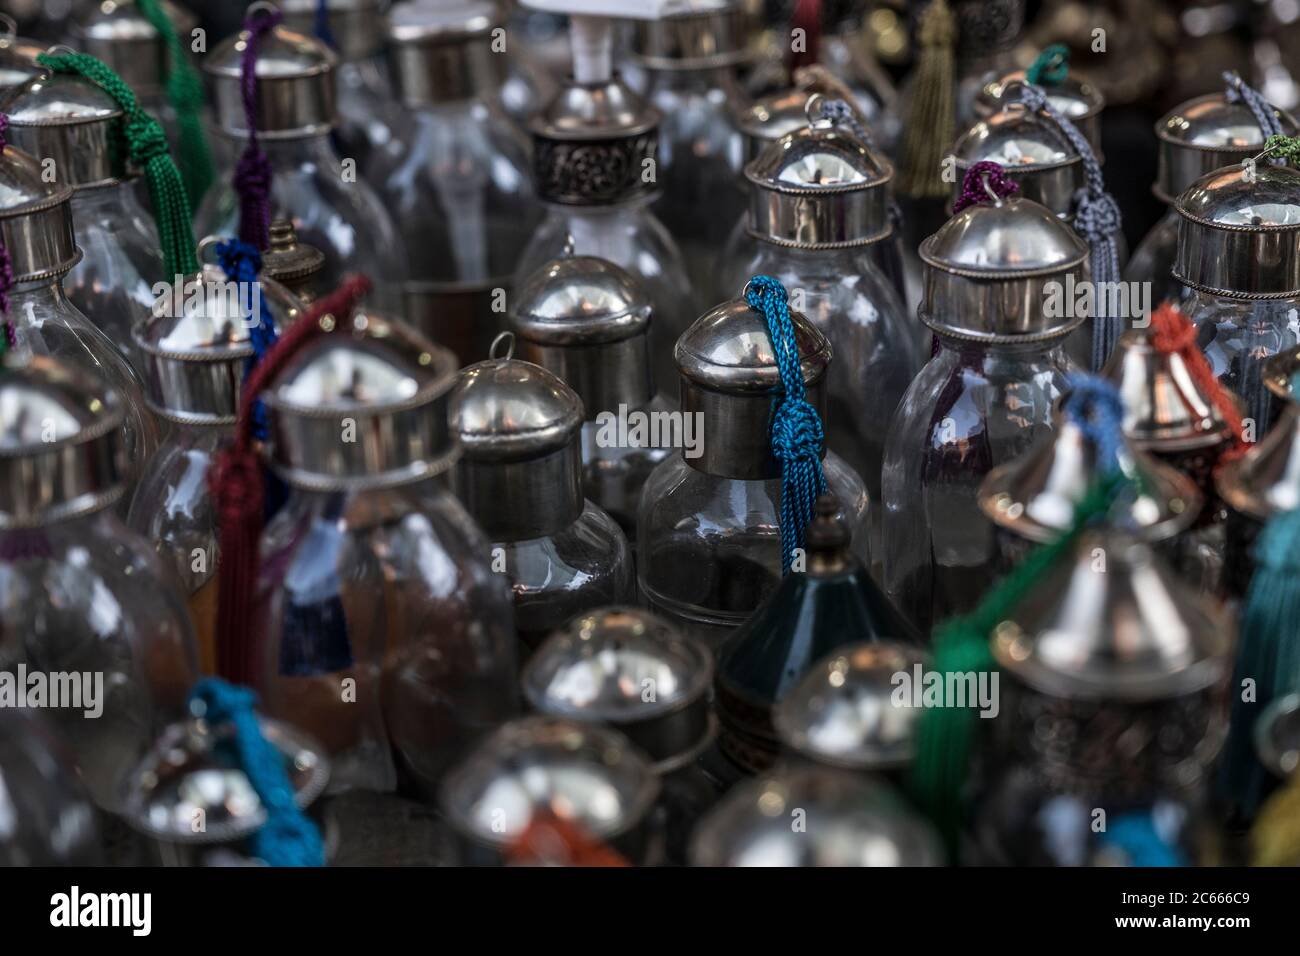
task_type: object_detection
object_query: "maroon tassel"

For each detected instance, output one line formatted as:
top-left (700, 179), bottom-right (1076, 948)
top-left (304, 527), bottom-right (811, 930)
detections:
top-left (789, 0), bottom-right (822, 75)
top-left (210, 274), bottom-right (374, 685)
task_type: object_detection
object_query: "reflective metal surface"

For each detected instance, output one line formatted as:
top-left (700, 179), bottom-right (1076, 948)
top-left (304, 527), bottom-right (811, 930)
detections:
top-left (0, 27), bottom-right (42, 95)
top-left (976, 70), bottom-right (1104, 153)
top-left (281, 0), bottom-right (385, 62)
top-left (71, 0), bottom-right (198, 97)
top-left (386, 0), bottom-right (504, 106)
top-left (1, 71), bottom-right (129, 190)
top-left (631, 0), bottom-right (755, 71)
top-left (1218, 404), bottom-right (1300, 519)
top-left (952, 107), bottom-right (1082, 219)
top-left (1256, 693), bottom-right (1300, 781)
top-left (260, 219), bottom-right (326, 303)
top-left (0, 141), bottom-right (79, 282)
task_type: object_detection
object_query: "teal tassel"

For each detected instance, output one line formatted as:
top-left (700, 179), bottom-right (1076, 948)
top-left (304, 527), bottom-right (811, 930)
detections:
top-left (1100, 812), bottom-right (1185, 867)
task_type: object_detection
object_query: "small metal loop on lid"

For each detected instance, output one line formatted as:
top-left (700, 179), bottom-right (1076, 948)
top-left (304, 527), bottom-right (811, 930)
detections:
top-left (489, 330), bottom-right (515, 360)
top-left (0, 14), bottom-right (16, 38)
top-left (804, 92), bottom-right (831, 129)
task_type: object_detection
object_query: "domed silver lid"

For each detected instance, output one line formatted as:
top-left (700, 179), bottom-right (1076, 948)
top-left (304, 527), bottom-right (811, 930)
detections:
top-left (204, 19), bottom-right (338, 138)
top-left (952, 107), bottom-right (1083, 219)
top-left (1217, 404), bottom-right (1300, 520)
top-left (1173, 162), bottom-right (1300, 298)
top-left (0, 141), bottom-right (79, 282)
top-left (689, 766), bottom-right (943, 866)
top-left (0, 356), bottom-right (127, 527)
top-left (522, 606), bottom-right (714, 771)
top-left (992, 532), bottom-right (1230, 700)
top-left (439, 716), bottom-right (660, 850)
top-left (0, 21), bottom-right (43, 95)
top-left (1256, 693), bottom-right (1300, 781)
top-left (281, 0), bottom-right (385, 62)
top-left (70, 0), bottom-right (198, 98)
top-left (386, 0), bottom-right (504, 107)
top-left (121, 708), bottom-right (329, 847)
top-left (734, 87), bottom-right (820, 163)
top-left (451, 356), bottom-right (584, 462)
top-left (1, 70), bottom-right (130, 189)
top-left (631, 0), bottom-right (755, 71)
top-left (512, 253), bottom-right (652, 346)
top-left (262, 310), bottom-right (460, 490)
top-left (1155, 93), bottom-right (1299, 204)
top-left (744, 108), bottom-right (894, 248)
top-left (773, 642), bottom-right (929, 772)
top-left (919, 194), bottom-right (1089, 342)
top-left (976, 70), bottom-right (1104, 152)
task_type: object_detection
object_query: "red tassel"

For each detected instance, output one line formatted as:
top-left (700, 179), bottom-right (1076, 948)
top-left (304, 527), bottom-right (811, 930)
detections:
top-left (210, 274), bottom-right (374, 685)
top-left (505, 810), bottom-right (630, 867)
top-left (789, 0), bottom-right (822, 75)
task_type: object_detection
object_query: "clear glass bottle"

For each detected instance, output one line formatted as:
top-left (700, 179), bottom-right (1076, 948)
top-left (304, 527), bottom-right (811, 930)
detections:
top-left (0, 27), bottom-right (43, 97)
top-left (379, 0), bottom-right (541, 364)
top-left (0, 358), bottom-right (197, 813)
top-left (638, 296), bottom-right (870, 650)
top-left (197, 20), bottom-right (407, 313)
top-left (253, 310), bottom-right (518, 798)
top-left (881, 193), bottom-right (1087, 635)
top-left (450, 356), bottom-right (635, 652)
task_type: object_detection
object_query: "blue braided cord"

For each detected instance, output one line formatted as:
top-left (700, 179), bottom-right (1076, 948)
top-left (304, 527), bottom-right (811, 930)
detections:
top-left (215, 239), bottom-right (277, 441)
top-left (743, 275), bottom-right (828, 574)
top-left (1099, 813), bottom-right (1185, 867)
top-left (818, 98), bottom-right (873, 147)
top-left (314, 0), bottom-right (338, 50)
top-left (1064, 373), bottom-right (1125, 475)
top-left (1223, 71), bottom-right (1284, 160)
top-left (189, 678), bottom-right (325, 866)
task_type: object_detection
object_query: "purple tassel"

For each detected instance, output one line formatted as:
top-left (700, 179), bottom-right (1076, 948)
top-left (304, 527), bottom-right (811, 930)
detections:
top-left (235, 7), bottom-right (283, 251)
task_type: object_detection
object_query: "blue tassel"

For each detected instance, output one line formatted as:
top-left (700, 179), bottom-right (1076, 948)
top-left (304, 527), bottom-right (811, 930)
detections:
top-left (1099, 812), bottom-right (1185, 867)
top-left (314, 0), bottom-right (339, 51)
top-left (215, 239), bottom-right (279, 442)
top-left (1064, 374), bottom-right (1125, 475)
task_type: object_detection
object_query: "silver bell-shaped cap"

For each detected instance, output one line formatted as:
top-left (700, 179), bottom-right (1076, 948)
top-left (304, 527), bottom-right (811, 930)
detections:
top-left (773, 642), bottom-right (929, 772)
top-left (631, 0), bottom-right (755, 71)
top-left (0, 356), bottom-right (127, 527)
top-left (439, 716), bottom-right (660, 854)
top-left (1155, 92), bottom-right (1299, 204)
top-left (522, 606), bottom-right (714, 772)
top-left (952, 107), bottom-right (1083, 219)
top-left (0, 141), bottom-right (78, 282)
top-left (992, 531), bottom-right (1230, 700)
top-left (976, 70), bottom-right (1104, 152)
top-left (1218, 404), bottom-right (1300, 520)
top-left (0, 21), bottom-right (43, 96)
top-left (744, 104), bottom-right (894, 248)
top-left (70, 0), bottom-right (198, 98)
top-left (281, 0), bottom-right (385, 62)
top-left (1173, 162), bottom-right (1300, 298)
top-left (689, 766), bottom-right (943, 866)
top-left (386, 0), bottom-right (504, 107)
top-left (204, 20), bottom-right (338, 138)
top-left (919, 193), bottom-right (1089, 342)
top-left (2, 70), bottom-right (129, 189)
top-left (262, 310), bottom-right (459, 490)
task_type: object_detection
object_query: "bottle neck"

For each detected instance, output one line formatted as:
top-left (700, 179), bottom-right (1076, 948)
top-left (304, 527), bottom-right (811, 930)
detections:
top-left (454, 444), bottom-right (585, 541)
top-left (8, 277), bottom-right (72, 313)
top-left (518, 333), bottom-right (655, 416)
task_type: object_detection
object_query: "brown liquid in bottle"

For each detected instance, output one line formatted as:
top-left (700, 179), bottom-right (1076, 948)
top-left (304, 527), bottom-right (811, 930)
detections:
top-left (185, 575), bottom-right (219, 676)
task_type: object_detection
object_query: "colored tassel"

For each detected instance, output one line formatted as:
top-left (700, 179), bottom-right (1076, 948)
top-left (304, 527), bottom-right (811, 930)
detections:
top-left (215, 239), bottom-right (278, 441)
top-left (1223, 72), bottom-right (1283, 142)
top-left (235, 6), bottom-right (284, 251)
top-left (896, 0), bottom-right (955, 200)
top-left (313, 0), bottom-right (339, 51)
top-left (506, 810), bottom-right (630, 867)
top-left (1099, 813), bottom-right (1186, 867)
top-left (952, 160), bottom-right (1019, 214)
top-left (1024, 44), bottom-right (1069, 87)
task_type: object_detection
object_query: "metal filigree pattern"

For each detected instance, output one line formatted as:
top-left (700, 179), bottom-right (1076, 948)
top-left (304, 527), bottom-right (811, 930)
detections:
top-left (534, 134), bottom-right (658, 205)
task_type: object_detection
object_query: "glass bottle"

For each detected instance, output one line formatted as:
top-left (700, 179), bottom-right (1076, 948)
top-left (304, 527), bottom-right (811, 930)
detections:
top-left (881, 193), bottom-right (1087, 636)
top-left (637, 294), bottom-right (871, 650)
top-left (967, 531), bottom-right (1230, 866)
top-left (253, 311), bottom-right (518, 798)
top-left (0, 357), bottom-right (198, 813)
top-left (196, 20), bottom-right (407, 313)
top-left (379, 0), bottom-right (541, 364)
top-left (127, 247), bottom-right (306, 675)
top-left (0, 23), bottom-right (42, 97)
top-left (449, 355), bottom-right (635, 652)
top-left (718, 110), bottom-right (919, 549)
top-left (0, 140), bottom-right (160, 466)
top-left (510, 250), bottom-right (672, 542)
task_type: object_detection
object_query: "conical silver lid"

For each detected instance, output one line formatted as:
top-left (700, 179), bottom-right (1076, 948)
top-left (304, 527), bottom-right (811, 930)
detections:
top-left (205, 21), bottom-right (338, 138)
top-left (451, 357), bottom-right (584, 462)
top-left (0, 141), bottom-right (78, 282)
top-left (70, 0), bottom-right (198, 98)
top-left (1218, 404), bottom-right (1300, 520)
top-left (992, 532), bottom-right (1230, 700)
top-left (281, 0), bottom-right (385, 62)
top-left (951, 107), bottom-right (1083, 219)
top-left (2, 71), bottom-right (129, 189)
top-left (386, 0), bottom-right (504, 106)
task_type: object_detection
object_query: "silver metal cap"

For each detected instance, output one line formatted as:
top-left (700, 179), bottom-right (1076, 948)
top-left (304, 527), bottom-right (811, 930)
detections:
top-left (439, 716), bottom-right (660, 850)
top-left (689, 767), bottom-right (944, 866)
top-left (386, 0), bottom-right (504, 107)
top-left (260, 219), bottom-right (326, 303)
top-left (919, 195), bottom-right (1089, 342)
top-left (204, 21), bottom-right (338, 139)
top-left (2, 71), bottom-right (129, 190)
top-left (281, 0), bottom-right (385, 62)
top-left (121, 711), bottom-right (329, 847)
top-left (744, 111), bottom-right (894, 248)
top-left (631, 0), bottom-right (755, 71)
top-left (731, 73), bottom-right (862, 165)
top-left (0, 356), bottom-right (127, 528)
top-left (951, 107), bottom-right (1083, 219)
top-left (0, 25), bottom-right (43, 95)
top-left (1155, 93), bottom-right (1299, 204)
top-left (992, 532), bottom-right (1230, 701)
top-left (0, 142), bottom-right (79, 282)
top-left (522, 606), bottom-right (714, 772)
top-left (70, 0), bottom-right (198, 98)
top-left (1218, 404), bottom-right (1300, 520)
top-left (976, 70), bottom-right (1104, 153)
top-left (773, 642), bottom-right (929, 772)
top-left (262, 311), bottom-right (460, 490)
top-left (1173, 162), bottom-right (1300, 299)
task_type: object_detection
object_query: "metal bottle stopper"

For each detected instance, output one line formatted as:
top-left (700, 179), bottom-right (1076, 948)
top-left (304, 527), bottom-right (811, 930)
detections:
top-left (281, 0), bottom-right (386, 64)
top-left (386, 0), bottom-right (505, 106)
top-left (70, 0), bottom-right (199, 99)
top-left (260, 219), bottom-right (327, 304)
top-left (0, 141), bottom-right (80, 285)
top-left (630, 0), bottom-right (756, 72)
top-left (975, 69), bottom-right (1104, 153)
top-left (951, 106), bottom-right (1085, 220)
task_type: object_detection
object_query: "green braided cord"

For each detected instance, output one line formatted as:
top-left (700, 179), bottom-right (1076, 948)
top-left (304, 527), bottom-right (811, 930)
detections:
top-left (909, 470), bottom-right (1126, 855)
top-left (136, 0), bottom-right (215, 204)
top-left (1265, 134), bottom-right (1300, 165)
top-left (36, 51), bottom-right (198, 279)
top-left (1025, 43), bottom-right (1070, 87)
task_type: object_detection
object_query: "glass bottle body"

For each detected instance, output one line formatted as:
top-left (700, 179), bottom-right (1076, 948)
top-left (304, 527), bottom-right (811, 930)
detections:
top-left (1122, 206), bottom-right (1191, 314)
top-left (333, 58), bottom-right (408, 182)
top-left (517, 201), bottom-right (698, 401)
top-left (7, 278), bottom-right (160, 468)
top-left (881, 336), bottom-right (1075, 636)
top-left (579, 391), bottom-right (676, 544)
top-left (637, 451), bottom-right (870, 650)
top-left (0, 510), bottom-right (198, 812)
top-left (195, 134), bottom-right (408, 313)
top-left (377, 100), bottom-right (540, 363)
top-left (254, 480), bottom-right (518, 798)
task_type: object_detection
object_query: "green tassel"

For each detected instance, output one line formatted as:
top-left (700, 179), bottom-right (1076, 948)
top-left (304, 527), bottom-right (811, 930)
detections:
top-left (1025, 44), bottom-right (1070, 87)
top-left (897, 0), bottom-right (956, 200)
top-left (1265, 133), bottom-right (1300, 165)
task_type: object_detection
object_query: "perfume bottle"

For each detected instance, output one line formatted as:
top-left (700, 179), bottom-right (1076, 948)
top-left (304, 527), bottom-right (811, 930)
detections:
top-left (380, 0), bottom-right (540, 364)
top-left (637, 293), bottom-right (871, 650)
top-left (196, 16), bottom-right (407, 312)
top-left (0, 139), bottom-right (160, 466)
top-left (0, 21), bottom-right (42, 96)
top-left (881, 191), bottom-right (1086, 636)
top-left (449, 354), bottom-right (635, 652)
top-left (510, 250), bottom-right (672, 542)
top-left (253, 310), bottom-right (518, 797)
top-left (974, 63), bottom-right (1104, 154)
top-left (0, 357), bottom-right (198, 813)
